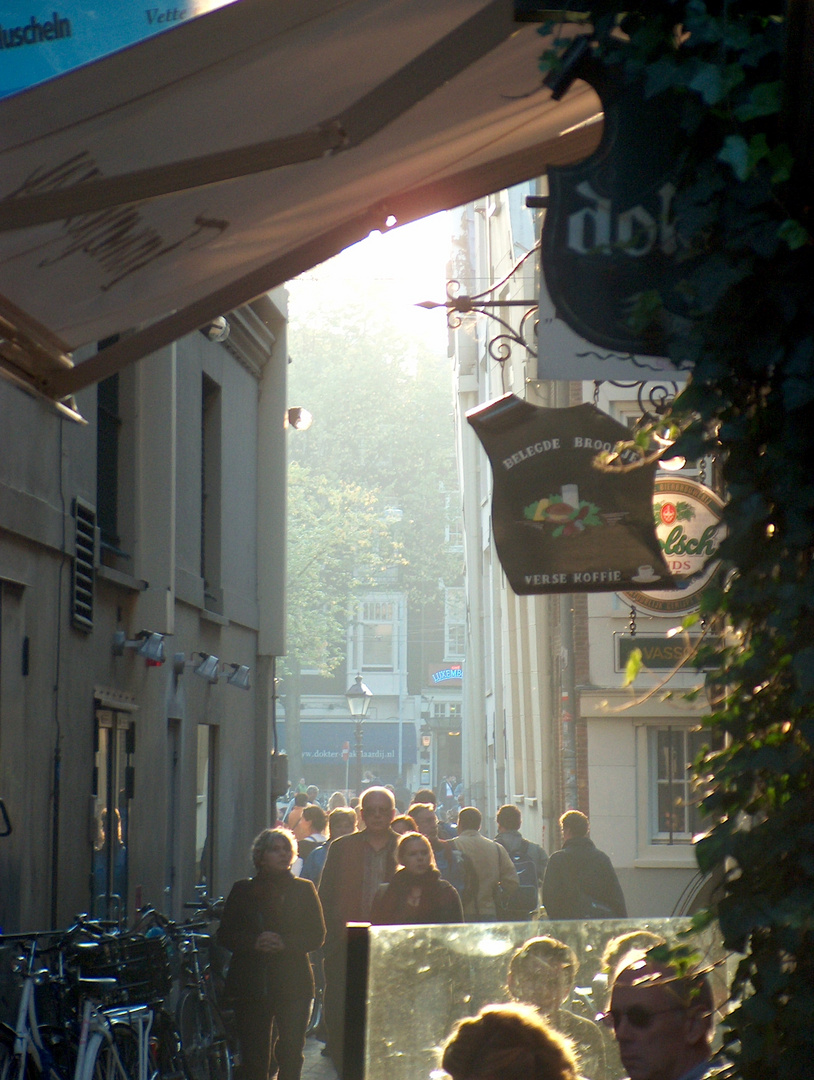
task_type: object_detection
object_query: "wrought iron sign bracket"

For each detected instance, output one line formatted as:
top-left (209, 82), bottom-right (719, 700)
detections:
top-left (417, 244), bottom-right (540, 366)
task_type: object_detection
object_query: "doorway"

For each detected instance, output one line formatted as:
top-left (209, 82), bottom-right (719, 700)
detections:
top-left (91, 708), bottom-right (133, 922)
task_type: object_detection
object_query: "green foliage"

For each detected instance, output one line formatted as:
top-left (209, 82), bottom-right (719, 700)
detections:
top-left (285, 461), bottom-right (390, 675)
top-left (285, 293), bottom-right (460, 676)
top-left (541, 3), bottom-right (814, 1077)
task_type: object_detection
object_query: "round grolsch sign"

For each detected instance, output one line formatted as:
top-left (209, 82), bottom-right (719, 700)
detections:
top-left (619, 477), bottom-right (725, 615)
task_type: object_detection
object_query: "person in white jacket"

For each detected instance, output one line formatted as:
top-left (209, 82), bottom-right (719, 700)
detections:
top-left (453, 805), bottom-right (518, 920)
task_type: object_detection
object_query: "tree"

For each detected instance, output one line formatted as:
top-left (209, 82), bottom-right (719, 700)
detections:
top-left (287, 293), bottom-right (460, 609)
top-left (283, 284), bottom-right (460, 778)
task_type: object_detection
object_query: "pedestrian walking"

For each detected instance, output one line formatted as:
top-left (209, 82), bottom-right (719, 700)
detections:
top-left (453, 806), bottom-right (518, 920)
top-left (217, 827), bottom-right (325, 1080)
top-left (317, 787), bottom-right (399, 1076)
top-left (370, 831), bottom-right (463, 924)
top-left (542, 811), bottom-right (626, 920)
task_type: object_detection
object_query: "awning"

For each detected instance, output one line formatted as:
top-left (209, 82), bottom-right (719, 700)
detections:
top-left (277, 721), bottom-right (417, 766)
top-left (0, 0), bottom-right (601, 406)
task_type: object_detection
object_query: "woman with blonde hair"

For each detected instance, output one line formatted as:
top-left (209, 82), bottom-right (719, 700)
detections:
top-left (217, 827), bottom-right (325, 1080)
top-left (369, 831), bottom-right (463, 924)
top-left (440, 1002), bottom-right (578, 1080)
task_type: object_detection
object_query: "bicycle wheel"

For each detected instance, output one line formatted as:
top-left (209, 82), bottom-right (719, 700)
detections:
top-left (0, 1024), bottom-right (40, 1080)
top-left (177, 994), bottom-right (231, 1080)
top-left (92, 1024), bottom-right (158, 1080)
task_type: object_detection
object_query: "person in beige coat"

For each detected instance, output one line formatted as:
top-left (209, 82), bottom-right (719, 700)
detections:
top-left (453, 806), bottom-right (518, 920)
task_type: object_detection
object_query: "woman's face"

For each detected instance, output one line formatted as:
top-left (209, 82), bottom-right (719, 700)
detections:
top-left (401, 838), bottom-right (431, 875)
top-left (258, 836), bottom-right (293, 874)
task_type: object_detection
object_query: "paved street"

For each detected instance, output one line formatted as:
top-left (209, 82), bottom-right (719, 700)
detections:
top-left (301, 1036), bottom-right (339, 1080)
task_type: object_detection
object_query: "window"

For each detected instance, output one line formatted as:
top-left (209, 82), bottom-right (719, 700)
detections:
top-left (96, 360), bottom-right (135, 564)
top-left (649, 726), bottom-right (718, 843)
top-left (197, 725), bottom-right (217, 888)
top-left (201, 374), bottom-right (223, 612)
top-left (358, 599), bottom-right (397, 671)
top-left (96, 372), bottom-right (121, 551)
top-left (445, 587), bottom-right (466, 659)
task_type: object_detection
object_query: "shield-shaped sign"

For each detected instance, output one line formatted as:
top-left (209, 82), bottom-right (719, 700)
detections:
top-left (467, 394), bottom-right (674, 595)
top-left (541, 59), bottom-right (695, 356)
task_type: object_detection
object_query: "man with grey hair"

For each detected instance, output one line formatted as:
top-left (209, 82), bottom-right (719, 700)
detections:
top-left (318, 786), bottom-right (398, 1075)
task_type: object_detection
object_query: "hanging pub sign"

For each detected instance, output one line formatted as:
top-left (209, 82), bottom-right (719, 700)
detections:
top-left (620, 477), bottom-right (725, 616)
top-left (536, 267), bottom-right (681, 382)
top-left (541, 60), bottom-right (696, 357)
top-left (467, 394), bottom-right (674, 595)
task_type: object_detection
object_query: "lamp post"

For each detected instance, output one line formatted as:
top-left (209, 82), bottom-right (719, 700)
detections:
top-left (420, 726), bottom-right (432, 788)
top-left (345, 675), bottom-right (373, 796)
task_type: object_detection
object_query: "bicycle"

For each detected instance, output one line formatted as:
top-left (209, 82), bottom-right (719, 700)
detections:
top-left (0, 929), bottom-right (158, 1080)
top-left (131, 906), bottom-right (232, 1080)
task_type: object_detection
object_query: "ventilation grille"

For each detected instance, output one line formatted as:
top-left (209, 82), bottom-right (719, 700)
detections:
top-left (72, 499), bottom-right (96, 632)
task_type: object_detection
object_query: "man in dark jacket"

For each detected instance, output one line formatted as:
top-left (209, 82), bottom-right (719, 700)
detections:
top-left (318, 786), bottom-right (399, 1076)
top-left (543, 810), bottom-right (626, 919)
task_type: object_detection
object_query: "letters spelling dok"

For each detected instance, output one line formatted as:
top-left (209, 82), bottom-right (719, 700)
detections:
top-left (502, 436), bottom-right (637, 471)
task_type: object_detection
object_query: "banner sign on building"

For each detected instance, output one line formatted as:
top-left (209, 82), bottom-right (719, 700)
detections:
top-left (619, 477), bottom-right (725, 615)
top-left (467, 394), bottom-right (674, 595)
top-left (0, 0), bottom-right (232, 100)
top-left (615, 633), bottom-right (721, 672)
top-left (541, 60), bottom-right (696, 358)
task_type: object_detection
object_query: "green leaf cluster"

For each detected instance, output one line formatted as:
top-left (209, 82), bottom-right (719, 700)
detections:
top-left (542, 3), bottom-right (814, 1076)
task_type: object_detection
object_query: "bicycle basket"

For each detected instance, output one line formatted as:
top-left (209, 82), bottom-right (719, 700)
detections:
top-left (65, 935), bottom-right (171, 1007)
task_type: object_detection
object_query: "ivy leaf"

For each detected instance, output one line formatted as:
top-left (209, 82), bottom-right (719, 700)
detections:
top-left (623, 648), bottom-right (643, 687)
top-left (792, 647), bottom-right (814, 692)
top-left (717, 133), bottom-right (769, 180)
top-left (777, 218), bottom-right (809, 251)
top-left (733, 81), bottom-right (783, 121)
top-left (689, 62), bottom-right (726, 105)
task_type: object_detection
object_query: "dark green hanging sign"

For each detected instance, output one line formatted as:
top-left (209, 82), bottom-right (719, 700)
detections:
top-left (541, 59), bottom-right (695, 357)
top-left (467, 394), bottom-right (674, 595)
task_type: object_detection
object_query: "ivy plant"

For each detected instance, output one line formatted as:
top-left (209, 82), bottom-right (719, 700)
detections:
top-left (540, 3), bottom-right (814, 1077)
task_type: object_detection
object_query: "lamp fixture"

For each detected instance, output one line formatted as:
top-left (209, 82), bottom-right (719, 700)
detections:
top-left (194, 653), bottom-right (221, 683)
top-left (172, 652), bottom-right (251, 688)
top-left (345, 674), bottom-right (373, 718)
top-left (199, 316), bottom-right (230, 343)
top-left (285, 406), bottom-right (313, 431)
top-left (224, 664), bottom-right (251, 690)
top-left (112, 629), bottom-right (166, 664)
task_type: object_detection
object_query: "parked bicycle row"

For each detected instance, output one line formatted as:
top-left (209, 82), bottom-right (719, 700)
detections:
top-left (0, 900), bottom-right (234, 1080)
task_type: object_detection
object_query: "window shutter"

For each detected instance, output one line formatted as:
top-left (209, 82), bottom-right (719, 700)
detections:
top-left (72, 499), bottom-right (96, 632)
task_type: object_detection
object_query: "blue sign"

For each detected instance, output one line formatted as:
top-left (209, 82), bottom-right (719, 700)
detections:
top-left (0, 0), bottom-right (233, 100)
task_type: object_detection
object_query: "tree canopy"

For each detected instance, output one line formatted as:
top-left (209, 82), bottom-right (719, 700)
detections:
top-left (285, 288), bottom-right (460, 677)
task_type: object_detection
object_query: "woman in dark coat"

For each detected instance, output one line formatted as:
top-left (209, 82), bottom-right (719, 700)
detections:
top-left (217, 827), bottom-right (325, 1080)
top-left (370, 831), bottom-right (463, 924)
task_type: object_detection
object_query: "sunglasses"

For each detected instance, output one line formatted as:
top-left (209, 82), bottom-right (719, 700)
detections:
top-left (597, 1005), bottom-right (686, 1030)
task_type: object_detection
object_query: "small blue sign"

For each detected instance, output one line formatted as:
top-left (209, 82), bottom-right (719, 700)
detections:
top-left (0, 0), bottom-right (232, 100)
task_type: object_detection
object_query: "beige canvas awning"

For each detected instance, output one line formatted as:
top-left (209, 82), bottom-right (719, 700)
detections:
top-left (0, 0), bottom-right (600, 405)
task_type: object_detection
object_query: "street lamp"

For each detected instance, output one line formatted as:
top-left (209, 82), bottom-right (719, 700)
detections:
top-left (420, 727), bottom-right (432, 788)
top-left (345, 675), bottom-right (373, 796)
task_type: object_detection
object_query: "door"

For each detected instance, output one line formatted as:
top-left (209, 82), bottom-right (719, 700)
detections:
top-left (91, 708), bottom-right (133, 922)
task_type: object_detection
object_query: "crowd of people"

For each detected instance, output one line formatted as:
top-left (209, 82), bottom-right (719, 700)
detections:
top-left (217, 782), bottom-right (723, 1080)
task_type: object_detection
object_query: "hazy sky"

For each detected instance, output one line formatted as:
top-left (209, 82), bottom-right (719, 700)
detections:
top-left (288, 211), bottom-right (452, 351)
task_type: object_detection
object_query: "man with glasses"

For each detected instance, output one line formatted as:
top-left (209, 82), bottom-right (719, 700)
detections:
top-left (318, 786), bottom-right (398, 1076)
top-left (599, 951), bottom-right (720, 1080)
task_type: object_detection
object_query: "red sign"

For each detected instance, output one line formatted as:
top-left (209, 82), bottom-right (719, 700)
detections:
top-left (341, 741), bottom-right (350, 762)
